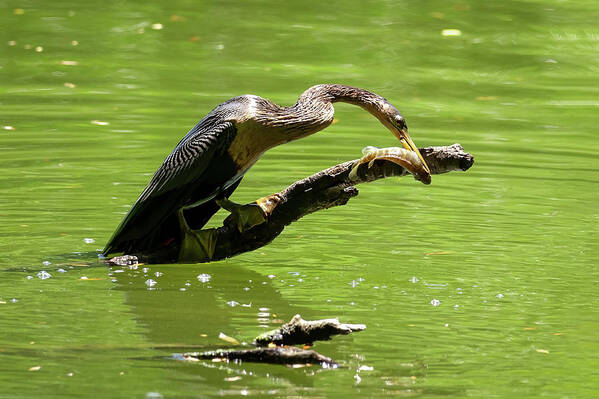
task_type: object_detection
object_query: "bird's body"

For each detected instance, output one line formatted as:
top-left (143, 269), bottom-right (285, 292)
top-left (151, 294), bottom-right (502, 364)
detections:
top-left (103, 84), bottom-right (429, 256)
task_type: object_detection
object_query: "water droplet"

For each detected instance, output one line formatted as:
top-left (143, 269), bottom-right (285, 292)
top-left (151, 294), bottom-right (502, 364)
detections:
top-left (184, 281), bottom-right (191, 286)
top-left (37, 271), bottom-right (51, 280)
top-left (409, 276), bottom-right (419, 283)
top-left (430, 299), bottom-right (441, 307)
top-left (267, 274), bottom-right (275, 279)
top-left (57, 268), bottom-right (67, 273)
top-left (145, 279), bottom-right (157, 287)
top-left (11, 298), bottom-right (18, 303)
top-left (26, 275), bottom-right (33, 280)
top-left (154, 272), bottom-right (163, 277)
top-left (197, 273), bottom-right (211, 283)
top-left (83, 238), bottom-right (95, 244)
top-left (496, 293), bottom-right (504, 299)
top-left (179, 288), bottom-right (186, 291)
top-left (454, 304), bottom-right (460, 309)
top-left (227, 300), bottom-right (239, 307)
top-left (42, 261), bottom-right (51, 266)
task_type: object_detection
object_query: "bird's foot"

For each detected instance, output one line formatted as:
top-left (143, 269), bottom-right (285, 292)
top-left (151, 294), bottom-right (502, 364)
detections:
top-left (217, 197), bottom-right (266, 232)
top-left (349, 146), bottom-right (431, 184)
top-left (217, 193), bottom-right (283, 232)
top-left (177, 209), bottom-right (217, 262)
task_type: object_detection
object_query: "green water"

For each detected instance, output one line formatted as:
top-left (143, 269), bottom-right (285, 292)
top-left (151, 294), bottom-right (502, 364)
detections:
top-left (2, 1), bottom-right (599, 397)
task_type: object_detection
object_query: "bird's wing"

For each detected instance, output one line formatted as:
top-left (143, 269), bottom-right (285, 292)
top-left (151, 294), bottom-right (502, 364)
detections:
top-left (103, 121), bottom-right (236, 254)
top-left (138, 120), bottom-right (236, 203)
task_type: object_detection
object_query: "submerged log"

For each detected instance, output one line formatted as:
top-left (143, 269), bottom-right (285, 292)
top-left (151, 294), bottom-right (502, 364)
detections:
top-left (107, 143), bottom-right (474, 265)
top-left (183, 346), bottom-right (338, 367)
top-left (181, 315), bottom-right (364, 367)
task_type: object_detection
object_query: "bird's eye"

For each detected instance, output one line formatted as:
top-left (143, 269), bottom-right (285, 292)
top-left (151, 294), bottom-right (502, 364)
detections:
top-left (395, 115), bottom-right (407, 129)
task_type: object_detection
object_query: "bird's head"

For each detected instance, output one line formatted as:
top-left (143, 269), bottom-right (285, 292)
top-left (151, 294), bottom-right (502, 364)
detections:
top-left (377, 104), bottom-right (431, 176)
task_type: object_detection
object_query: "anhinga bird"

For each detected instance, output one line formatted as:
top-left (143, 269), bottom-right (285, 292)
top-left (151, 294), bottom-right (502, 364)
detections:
top-left (103, 84), bottom-right (431, 258)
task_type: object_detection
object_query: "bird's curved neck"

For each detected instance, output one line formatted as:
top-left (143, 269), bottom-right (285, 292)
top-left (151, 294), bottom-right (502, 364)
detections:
top-left (298, 84), bottom-right (386, 110)
top-left (250, 84), bottom-right (393, 147)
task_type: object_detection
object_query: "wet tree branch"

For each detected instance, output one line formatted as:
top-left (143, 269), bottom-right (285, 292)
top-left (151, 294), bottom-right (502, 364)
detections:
top-left (108, 143), bottom-right (474, 265)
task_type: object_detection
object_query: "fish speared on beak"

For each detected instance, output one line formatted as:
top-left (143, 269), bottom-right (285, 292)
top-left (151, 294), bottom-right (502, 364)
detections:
top-left (394, 128), bottom-right (431, 175)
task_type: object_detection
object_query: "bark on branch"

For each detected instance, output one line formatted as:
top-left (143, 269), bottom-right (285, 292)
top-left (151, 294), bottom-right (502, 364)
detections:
top-left (108, 143), bottom-right (474, 265)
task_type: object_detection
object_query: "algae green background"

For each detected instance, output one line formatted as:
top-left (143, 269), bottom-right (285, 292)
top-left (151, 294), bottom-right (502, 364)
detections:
top-left (1, 1), bottom-right (598, 397)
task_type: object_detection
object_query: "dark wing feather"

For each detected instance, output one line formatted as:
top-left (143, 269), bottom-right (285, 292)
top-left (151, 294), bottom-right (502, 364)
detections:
top-left (103, 120), bottom-right (236, 255)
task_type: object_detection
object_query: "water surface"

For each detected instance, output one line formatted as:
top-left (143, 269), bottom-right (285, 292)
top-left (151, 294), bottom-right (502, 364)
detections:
top-left (1, 1), bottom-right (598, 397)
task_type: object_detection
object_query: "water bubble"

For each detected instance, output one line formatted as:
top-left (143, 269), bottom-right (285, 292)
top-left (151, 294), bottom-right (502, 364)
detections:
top-left (197, 273), bottom-right (211, 283)
top-left (145, 279), bottom-right (157, 287)
top-left (430, 299), bottom-right (441, 307)
top-left (83, 238), bottom-right (95, 244)
top-left (37, 271), bottom-right (51, 280)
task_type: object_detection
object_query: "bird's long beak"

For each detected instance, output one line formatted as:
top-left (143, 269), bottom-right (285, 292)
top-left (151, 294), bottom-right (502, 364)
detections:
top-left (394, 128), bottom-right (431, 174)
